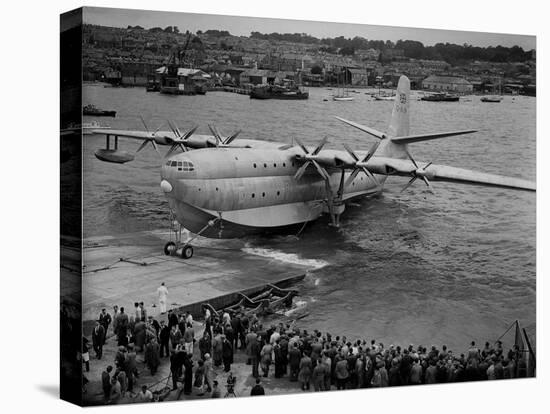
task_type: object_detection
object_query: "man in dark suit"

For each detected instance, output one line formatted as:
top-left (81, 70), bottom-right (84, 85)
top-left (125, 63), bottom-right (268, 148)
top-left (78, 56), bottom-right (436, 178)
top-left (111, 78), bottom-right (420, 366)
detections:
top-left (168, 309), bottom-right (178, 329)
top-left (92, 320), bottom-right (106, 359)
top-left (288, 342), bottom-right (302, 381)
top-left (101, 365), bottom-right (113, 403)
top-left (246, 331), bottom-right (260, 377)
top-left (98, 309), bottom-right (112, 338)
top-left (159, 320), bottom-right (171, 358)
top-left (230, 314), bottom-right (242, 350)
top-left (115, 307), bottom-right (129, 347)
top-left (222, 336), bottom-right (234, 372)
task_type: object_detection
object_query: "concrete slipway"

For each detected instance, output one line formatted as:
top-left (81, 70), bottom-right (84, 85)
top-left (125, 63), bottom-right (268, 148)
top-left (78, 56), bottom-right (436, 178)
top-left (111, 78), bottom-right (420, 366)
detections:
top-left (80, 230), bottom-right (310, 326)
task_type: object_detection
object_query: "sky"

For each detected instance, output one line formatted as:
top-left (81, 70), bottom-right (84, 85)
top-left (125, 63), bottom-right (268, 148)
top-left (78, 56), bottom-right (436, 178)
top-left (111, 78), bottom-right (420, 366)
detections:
top-left (83, 6), bottom-right (536, 50)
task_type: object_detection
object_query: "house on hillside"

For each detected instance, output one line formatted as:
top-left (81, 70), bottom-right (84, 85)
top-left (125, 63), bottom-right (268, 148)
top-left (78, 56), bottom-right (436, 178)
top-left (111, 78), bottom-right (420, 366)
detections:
top-left (422, 75), bottom-right (473, 93)
top-left (345, 67), bottom-right (370, 86)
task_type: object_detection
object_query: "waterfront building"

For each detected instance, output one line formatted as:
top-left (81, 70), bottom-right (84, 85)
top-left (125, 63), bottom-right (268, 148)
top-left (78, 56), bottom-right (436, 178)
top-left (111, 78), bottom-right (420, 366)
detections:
top-left (422, 75), bottom-right (473, 93)
top-left (155, 66), bottom-right (211, 94)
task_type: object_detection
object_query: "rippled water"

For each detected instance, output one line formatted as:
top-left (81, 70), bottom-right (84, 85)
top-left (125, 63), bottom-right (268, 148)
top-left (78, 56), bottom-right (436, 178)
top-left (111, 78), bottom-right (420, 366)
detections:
top-left (82, 84), bottom-right (536, 352)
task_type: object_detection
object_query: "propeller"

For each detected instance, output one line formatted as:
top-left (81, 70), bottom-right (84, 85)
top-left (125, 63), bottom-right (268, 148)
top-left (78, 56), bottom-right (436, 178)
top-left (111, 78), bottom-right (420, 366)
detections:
top-left (165, 120), bottom-right (198, 157)
top-left (342, 141), bottom-right (380, 188)
top-left (139, 115), bottom-right (164, 135)
top-left (400, 148), bottom-right (434, 193)
top-left (293, 137), bottom-right (330, 181)
top-left (293, 137), bottom-right (341, 226)
top-left (135, 116), bottom-right (166, 157)
top-left (207, 124), bottom-right (242, 147)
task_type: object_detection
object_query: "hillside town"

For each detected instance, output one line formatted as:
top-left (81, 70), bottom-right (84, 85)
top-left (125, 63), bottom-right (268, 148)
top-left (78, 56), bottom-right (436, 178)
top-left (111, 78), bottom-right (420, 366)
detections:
top-left (82, 24), bottom-right (536, 95)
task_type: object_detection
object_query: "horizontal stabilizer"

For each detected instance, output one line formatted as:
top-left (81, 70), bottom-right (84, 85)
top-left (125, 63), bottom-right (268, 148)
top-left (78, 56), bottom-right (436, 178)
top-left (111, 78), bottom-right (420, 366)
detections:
top-left (335, 117), bottom-right (387, 140)
top-left (391, 129), bottom-right (477, 144)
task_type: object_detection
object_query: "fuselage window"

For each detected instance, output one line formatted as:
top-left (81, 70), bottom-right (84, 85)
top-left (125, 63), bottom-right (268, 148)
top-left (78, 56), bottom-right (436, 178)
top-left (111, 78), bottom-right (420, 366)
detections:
top-left (252, 193), bottom-right (255, 198)
top-left (283, 163), bottom-right (286, 167)
top-left (264, 163), bottom-right (267, 168)
top-left (274, 163), bottom-right (277, 167)
top-left (253, 163), bottom-right (257, 168)
top-left (262, 192), bottom-right (265, 197)
top-left (170, 161), bottom-right (177, 167)
top-left (277, 191), bottom-right (280, 196)
top-left (177, 161), bottom-right (183, 171)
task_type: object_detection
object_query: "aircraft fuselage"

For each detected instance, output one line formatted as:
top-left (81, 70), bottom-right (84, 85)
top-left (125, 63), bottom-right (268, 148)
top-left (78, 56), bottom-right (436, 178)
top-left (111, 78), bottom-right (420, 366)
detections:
top-left (160, 144), bottom-right (383, 237)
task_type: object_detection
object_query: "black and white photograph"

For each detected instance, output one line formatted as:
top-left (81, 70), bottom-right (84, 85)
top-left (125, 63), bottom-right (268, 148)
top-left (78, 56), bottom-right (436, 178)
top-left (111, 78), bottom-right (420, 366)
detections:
top-left (58, 3), bottom-right (537, 408)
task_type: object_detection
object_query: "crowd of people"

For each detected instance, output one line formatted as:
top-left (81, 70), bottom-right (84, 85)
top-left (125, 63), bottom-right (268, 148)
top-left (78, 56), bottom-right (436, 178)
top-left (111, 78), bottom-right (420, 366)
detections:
top-left (85, 289), bottom-right (532, 404)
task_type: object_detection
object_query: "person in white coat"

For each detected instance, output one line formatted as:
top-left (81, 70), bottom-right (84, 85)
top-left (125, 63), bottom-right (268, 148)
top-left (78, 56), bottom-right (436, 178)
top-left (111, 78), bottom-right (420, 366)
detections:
top-left (157, 282), bottom-right (169, 314)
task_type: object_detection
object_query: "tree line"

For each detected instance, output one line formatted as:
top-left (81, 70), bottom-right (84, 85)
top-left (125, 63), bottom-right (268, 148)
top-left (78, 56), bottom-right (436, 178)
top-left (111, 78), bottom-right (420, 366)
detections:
top-left (250, 32), bottom-right (533, 64)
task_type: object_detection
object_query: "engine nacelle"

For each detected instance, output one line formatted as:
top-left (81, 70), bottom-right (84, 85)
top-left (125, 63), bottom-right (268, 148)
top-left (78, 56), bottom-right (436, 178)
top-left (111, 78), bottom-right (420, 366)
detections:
top-left (153, 136), bottom-right (174, 146)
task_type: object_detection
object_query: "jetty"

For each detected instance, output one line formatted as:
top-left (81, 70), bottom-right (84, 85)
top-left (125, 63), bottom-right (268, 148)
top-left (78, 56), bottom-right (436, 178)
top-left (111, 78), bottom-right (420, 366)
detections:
top-left (76, 230), bottom-right (310, 332)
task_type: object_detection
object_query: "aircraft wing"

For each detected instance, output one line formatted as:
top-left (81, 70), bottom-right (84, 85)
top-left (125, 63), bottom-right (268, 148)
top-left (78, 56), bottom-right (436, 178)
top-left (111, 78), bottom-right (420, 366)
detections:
top-left (90, 129), bottom-right (175, 140)
top-left (370, 157), bottom-right (535, 191)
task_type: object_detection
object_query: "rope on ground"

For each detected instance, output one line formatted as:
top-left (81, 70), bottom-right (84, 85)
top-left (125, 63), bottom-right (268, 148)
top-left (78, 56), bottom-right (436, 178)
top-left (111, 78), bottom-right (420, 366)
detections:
top-left (83, 253), bottom-right (156, 274)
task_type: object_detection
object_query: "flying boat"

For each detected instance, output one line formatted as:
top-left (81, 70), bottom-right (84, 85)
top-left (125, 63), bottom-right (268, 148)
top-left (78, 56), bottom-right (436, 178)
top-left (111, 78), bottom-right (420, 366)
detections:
top-left (92, 76), bottom-right (535, 259)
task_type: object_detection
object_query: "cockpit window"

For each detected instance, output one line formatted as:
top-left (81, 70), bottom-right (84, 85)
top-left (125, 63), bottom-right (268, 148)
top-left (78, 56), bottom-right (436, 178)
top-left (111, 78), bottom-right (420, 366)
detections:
top-left (166, 159), bottom-right (194, 172)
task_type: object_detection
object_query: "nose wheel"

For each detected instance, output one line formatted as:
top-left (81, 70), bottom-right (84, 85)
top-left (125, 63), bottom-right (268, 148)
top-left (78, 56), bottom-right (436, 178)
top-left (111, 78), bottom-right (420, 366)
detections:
top-left (164, 210), bottom-right (222, 259)
top-left (164, 241), bottom-right (194, 259)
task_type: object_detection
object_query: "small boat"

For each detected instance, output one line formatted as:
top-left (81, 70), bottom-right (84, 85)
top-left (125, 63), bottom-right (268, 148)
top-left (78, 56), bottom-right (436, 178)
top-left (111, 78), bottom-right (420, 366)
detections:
top-left (333, 96), bottom-right (354, 101)
top-left (83, 104), bottom-right (116, 117)
top-left (481, 77), bottom-right (503, 103)
top-left (333, 67), bottom-right (354, 101)
top-left (421, 92), bottom-right (460, 102)
top-left (481, 96), bottom-right (502, 103)
top-left (202, 284), bottom-right (299, 318)
top-left (250, 84), bottom-right (309, 100)
top-left (374, 94), bottom-right (394, 101)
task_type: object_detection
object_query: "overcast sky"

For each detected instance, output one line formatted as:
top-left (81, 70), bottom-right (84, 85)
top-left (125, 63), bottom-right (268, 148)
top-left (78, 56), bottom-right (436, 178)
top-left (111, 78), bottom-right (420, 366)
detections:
top-left (83, 6), bottom-right (536, 50)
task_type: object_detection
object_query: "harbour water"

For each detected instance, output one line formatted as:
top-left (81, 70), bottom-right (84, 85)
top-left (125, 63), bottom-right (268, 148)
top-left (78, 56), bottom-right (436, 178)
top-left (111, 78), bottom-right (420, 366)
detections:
top-left (82, 84), bottom-right (536, 352)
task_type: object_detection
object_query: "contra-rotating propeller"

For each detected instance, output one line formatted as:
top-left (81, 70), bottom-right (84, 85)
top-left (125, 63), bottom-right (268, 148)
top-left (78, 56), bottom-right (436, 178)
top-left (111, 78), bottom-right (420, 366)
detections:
top-left (165, 120), bottom-right (199, 157)
top-left (208, 124), bottom-right (242, 147)
top-left (135, 115), bottom-right (162, 156)
top-left (342, 140), bottom-right (381, 188)
top-left (400, 148), bottom-right (434, 193)
top-left (293, 137), bottom-right (330, 181)
top-left (293, 137), bottom-right (342, 226)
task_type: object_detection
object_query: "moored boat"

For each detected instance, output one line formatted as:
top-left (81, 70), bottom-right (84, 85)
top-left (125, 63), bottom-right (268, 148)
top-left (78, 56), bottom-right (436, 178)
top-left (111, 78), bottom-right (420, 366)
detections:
top-left (421, 92), bottom-right (460, 102)
top-left (481, 96), bottom-right (502, 103)
top-left (83, 104), bottom-right (116, 117)
top-left (333, 96), bottom-right (354, 101)
top-left (250, 84), bottom-right (309, 100)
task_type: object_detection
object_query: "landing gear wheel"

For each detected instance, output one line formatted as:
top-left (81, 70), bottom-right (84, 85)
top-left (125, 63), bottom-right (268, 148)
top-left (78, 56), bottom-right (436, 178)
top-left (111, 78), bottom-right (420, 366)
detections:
top-left (181, 245), bottom-right (193, 259)
top-left (164, 241), bottom-right (176, 256)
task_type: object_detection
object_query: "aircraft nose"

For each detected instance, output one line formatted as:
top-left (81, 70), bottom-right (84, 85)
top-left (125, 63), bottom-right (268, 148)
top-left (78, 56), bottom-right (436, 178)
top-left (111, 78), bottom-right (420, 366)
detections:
top-left (160, 179), bottom-right (173, 193)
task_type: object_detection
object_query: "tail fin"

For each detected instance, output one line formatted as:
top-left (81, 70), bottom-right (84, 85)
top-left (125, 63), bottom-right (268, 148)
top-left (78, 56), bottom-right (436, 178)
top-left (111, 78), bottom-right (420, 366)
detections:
top-left (388, 76), bottom-right (410, 138)
top-left (378, 76), bottom-right (410, 159)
